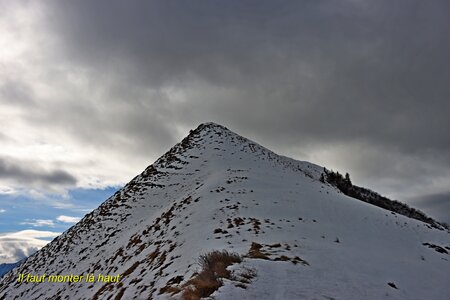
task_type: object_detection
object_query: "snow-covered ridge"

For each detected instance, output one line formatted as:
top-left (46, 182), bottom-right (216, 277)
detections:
top-left (0, 122), bottom-right (449, 299)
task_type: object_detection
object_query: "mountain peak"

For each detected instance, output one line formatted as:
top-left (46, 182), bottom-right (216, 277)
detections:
top-left (196, 121), bottom-right (227, 130)
top-left (1, 125), bottom-right (449, 300)
top-left (188, 122), bottom-right (238, 142)
top-left (189, 122), bottom-right (230, 137)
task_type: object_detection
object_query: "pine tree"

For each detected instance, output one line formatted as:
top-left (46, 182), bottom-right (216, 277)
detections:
top-left (345, 172), bottom-right (352, 185)
top-left (320, 173), bottom-right (325, 183)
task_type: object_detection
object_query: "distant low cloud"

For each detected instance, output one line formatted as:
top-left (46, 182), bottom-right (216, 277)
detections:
top-left (0, 209), bottom-right (5, 213)
top-left (20, 219), bottom-right (55, 227)
top-left (56, 215), bottom-right (80, 223)
top-left (0, 230), bottom-right (60, 264)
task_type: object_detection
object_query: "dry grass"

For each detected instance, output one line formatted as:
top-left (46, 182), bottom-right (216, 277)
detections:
top-left (181, 250), bottom-right (242, 300)
top-left (248, 242), bottom-right (270, 260)
top-left (122, 261), bottom-right (140, 276)
top-left (113, 287), bottom-right (126, 300)
top-left (159, 285), bottom-right (182, 295)
top-left (234, 217), bottom-right (245, 226)
top-left (146, 247), bottom-right (160, 264)
top-left (292, 256), bottom-right (310, 266)
top-left (236, 267), bottom-right (257, 285)
top-left (274, 255), bottom-right (290, 261)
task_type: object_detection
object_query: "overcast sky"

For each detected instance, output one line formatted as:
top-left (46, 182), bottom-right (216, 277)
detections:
top-left (1, 0), bottom-right (449, 262)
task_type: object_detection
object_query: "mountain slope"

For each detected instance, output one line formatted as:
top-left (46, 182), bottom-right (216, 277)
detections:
top-left (0, 263), bottom-right (19, 278)
top-left (0, 123), bottom-right (449, 299)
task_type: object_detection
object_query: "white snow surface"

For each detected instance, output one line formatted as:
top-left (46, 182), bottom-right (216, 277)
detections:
top-left (0, 122), bottom-right (449, 299)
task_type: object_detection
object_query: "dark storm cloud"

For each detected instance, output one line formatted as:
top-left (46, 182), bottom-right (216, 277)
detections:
top-left (0, 158), bottom-right (77, 187)
top-left (41, 0), bottom-right (450, 152)
top-left (408, 192), bottom-right (450, 225)
top-left (26, 88), bottom-right (179, 158)
top-left (5, 1), bottom-right (449, 206)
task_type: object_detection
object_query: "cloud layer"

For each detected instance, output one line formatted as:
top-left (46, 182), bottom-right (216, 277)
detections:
top-left (0, 230), bottom-right (60, 264)
top-left (0, 158), bottom-right (76, 189)
top-left (0, 0), bottom-right (449, 221)
top-left (56, 215), bottom-right (81, 223)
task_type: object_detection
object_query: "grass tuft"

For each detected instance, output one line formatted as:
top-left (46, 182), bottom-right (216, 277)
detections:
top-left (181, 250), bottom-right (242, 300)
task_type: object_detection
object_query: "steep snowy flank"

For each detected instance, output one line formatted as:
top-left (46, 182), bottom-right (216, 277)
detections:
top-left (0, 122), bottom-right (449, 300)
